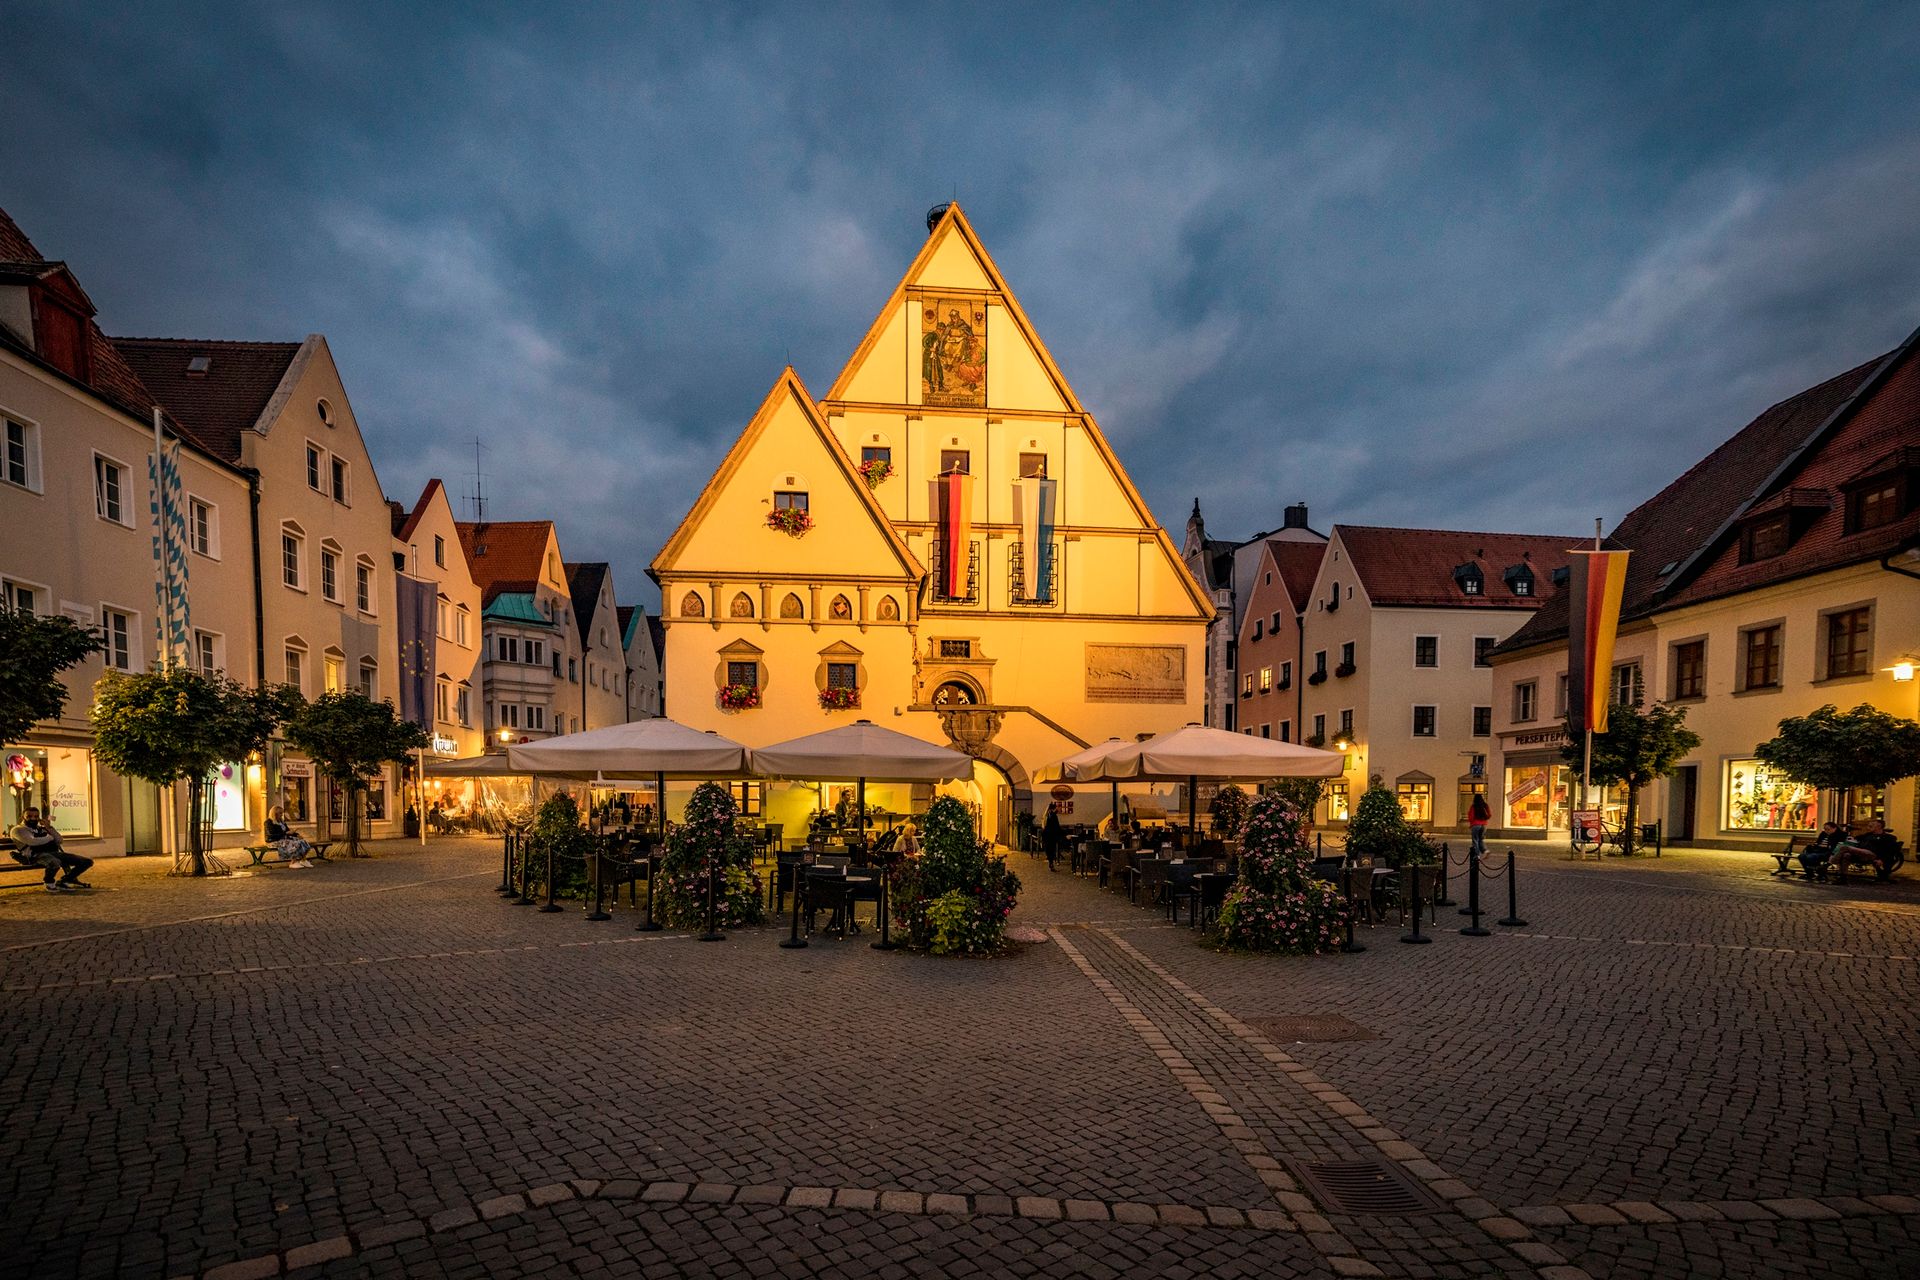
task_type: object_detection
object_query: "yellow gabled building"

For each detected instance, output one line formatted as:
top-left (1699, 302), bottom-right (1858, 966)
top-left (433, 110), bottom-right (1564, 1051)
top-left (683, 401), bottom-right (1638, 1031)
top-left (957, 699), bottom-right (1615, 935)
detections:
top-left (652, 204), bottom-right (1213, 842)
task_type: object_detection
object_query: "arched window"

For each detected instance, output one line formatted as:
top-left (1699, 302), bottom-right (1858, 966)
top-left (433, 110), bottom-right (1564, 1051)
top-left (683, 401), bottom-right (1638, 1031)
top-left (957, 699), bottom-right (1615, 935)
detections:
top-left (780, 593), bottom-right (805, 619)
top-left (730, 592), bottom-right (755, 618)
top-left (932, 680), bottom-right (978, 707)
top-left (876, 595), bottom-right (900, 621)
top-left (681, 592), bottom-right (705, 618)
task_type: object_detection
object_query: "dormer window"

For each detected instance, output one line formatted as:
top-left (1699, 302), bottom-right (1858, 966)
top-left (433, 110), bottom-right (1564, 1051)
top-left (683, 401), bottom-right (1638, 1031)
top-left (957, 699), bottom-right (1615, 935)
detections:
top-left (1453, 563), bottom-right (1483, 596)
top-left (1742, 516), bottom-right (1789, 562)
top-left (1503, 564), bottom-right (1535, 597)
top-left (1736, 489), bottom-right (1829, 564)
top-left (1850, 479), bottom-right (1902, 532)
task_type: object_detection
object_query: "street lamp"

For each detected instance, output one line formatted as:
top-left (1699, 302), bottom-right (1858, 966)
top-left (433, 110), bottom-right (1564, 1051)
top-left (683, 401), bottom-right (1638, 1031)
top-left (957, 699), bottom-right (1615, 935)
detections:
top-left (498, 728), bottom-right (514, 743)
top-left (1331, 734), bottom-right (1355, 753)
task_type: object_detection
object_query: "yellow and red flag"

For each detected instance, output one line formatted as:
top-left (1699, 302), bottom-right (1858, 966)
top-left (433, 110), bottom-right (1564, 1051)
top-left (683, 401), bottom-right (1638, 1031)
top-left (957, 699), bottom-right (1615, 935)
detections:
top-left (939, 470), bottom-right (973, 598)
top-left (1566, 549), bottom-right (1630, 735)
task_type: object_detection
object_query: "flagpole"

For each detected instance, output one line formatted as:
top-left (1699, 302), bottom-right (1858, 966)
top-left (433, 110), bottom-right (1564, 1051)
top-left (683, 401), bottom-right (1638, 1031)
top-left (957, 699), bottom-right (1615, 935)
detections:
top-left (1582, 517), bottom-right (1600, 827)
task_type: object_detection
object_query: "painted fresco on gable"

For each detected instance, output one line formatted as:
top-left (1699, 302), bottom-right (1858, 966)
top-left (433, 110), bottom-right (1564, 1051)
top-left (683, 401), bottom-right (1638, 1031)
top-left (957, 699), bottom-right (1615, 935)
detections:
top-left (920, 297), bottom-right (986, 408)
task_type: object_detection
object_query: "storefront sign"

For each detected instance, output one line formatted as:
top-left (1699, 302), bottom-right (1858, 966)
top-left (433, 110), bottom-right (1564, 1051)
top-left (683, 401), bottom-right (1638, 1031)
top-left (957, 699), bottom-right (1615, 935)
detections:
top-left (1511, 729), bottom-right (1564, 746)
top-left (282, 759), bottom-right (313, 779)
top-left (1050, 784), bottom-right (1074, 803)
top-left (432, 735), bottom-right (459, 757)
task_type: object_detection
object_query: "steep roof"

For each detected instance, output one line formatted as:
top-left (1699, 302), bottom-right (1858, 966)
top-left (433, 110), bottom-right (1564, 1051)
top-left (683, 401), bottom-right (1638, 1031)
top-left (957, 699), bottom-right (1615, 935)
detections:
top-left (455, 520), bottom-right (557, 604)
top-left (1337, 525), bottom-right (1580, 609)
top-left (482, 592), bottom-right (554, 628)
top-left (0, 205), bottom-right (182, 446)
top-left (112, 337), bottom-right (301, 463)
top-left (1266, 539), bottom-right (1327, 613)
top-left (617, 604), bottom-right (639, 648)
top-left (395, 478), bottom-right (447, 543)
top-left (647, 615), bottom-right (665, 668)
top-left (565, 561), bottom-right (611, 640)
top-left (1499, 344), bottom-right (1900, 653)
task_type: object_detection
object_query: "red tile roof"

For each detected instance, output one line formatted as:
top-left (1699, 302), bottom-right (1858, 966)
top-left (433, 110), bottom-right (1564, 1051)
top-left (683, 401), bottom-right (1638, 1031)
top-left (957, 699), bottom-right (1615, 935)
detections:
top-left (455, 520), bottom-right (556, 603)
top-left (1500, 342), bottom-right (1902, 652)
top-left (395, 478), bottom-right (446, 543)
top-left (1336, 525), bottom-right (1581, 609)
top-left (112, 337), bottom-right (301, 464)
top-left (1265, 539), bottom-right (1327, 614)
top-left (0, 205), bottom-right (178, 442)
top-left (1664, 340), bottom-right (1920, 609)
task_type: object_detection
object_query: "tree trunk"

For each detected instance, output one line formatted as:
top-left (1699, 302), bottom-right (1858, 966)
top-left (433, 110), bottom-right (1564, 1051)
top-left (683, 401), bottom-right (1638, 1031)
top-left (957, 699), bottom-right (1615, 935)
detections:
top-left (187, 774), bottom-right (207, 876)
top-left (348, 784), bottom-right (364, 857)
top-left (1622, 779), bottom-right (1639, 857)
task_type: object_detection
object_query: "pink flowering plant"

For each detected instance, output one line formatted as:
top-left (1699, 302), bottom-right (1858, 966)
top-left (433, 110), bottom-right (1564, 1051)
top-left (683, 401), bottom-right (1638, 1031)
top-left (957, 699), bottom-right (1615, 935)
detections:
top-left (889, 796), bottom-right (1020, 955)
top-left (719, 682), bottom-right (760, 711)
top-left (657, 782), bottom-right (765, 928)
top-left (766, 507), bottom-right (812, 536)
top-left (857, 457), bottom-right (894, 489)
top-left (1213, 794), bottom-right (1350, 954)
top-left (818, 685), bottom-right (860, 711)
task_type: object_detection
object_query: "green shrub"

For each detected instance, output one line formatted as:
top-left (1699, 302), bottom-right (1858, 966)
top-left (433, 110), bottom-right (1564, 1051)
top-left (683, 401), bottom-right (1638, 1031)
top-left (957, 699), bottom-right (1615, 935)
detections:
top-left (890, 796), bottom-right (1020, 954)
top-left (1209, 784), bottom-right (1250, 839)
top-left (519, 793), bottom-right (595, 898)
top-left (1213, 794), bottom-right (1349, 954)
top-left (658, 782), bottom-right (764, 928)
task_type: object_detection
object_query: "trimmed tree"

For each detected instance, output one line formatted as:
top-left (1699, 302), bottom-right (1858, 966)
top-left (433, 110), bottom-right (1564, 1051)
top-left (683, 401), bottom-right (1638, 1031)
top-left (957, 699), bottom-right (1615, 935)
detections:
top-left (1209, 784), bottom-right (1250, 840)
top-left (1561, 700), bottom-right (1701, 855)
top-left (0, 608), bottom-right (103, 744)
top-left (283, 692), bottom-right (429, 857)
top-left (1757, 703), bottom-right (1920, 826)
top-left (892, 795), bottom-right (1020, 954)
top-left (1343, 779), bottom-right (1436, 869)
top-left (1268, 776), bottom-right (1328, 827)
top-left (90, 669), bottom-right (297, 874)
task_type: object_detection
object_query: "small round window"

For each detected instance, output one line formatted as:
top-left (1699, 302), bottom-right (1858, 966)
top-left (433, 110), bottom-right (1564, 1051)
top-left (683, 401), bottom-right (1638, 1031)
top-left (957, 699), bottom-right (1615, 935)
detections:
top-left (317, 398), bottom-right (336, 428)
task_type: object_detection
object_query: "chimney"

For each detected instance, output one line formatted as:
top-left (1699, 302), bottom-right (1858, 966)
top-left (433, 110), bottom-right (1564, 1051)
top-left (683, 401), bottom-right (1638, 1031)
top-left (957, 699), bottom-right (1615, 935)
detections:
top-left (1282, 502), bottom-right (1309, 530)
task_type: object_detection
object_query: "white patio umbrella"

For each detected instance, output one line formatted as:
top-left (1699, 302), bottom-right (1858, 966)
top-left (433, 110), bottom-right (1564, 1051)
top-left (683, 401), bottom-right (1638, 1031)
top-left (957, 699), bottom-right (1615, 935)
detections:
top-left (1082, 723), bottom-right (1345, 839)
top-left (751, 719), bottom-right (972, 841)
top-left (1034, 737), bottom-right (1134, 832)
top-left (424, 754), bottom-right (533, 778)
top-left (508, 718), bottom-right (753, 837)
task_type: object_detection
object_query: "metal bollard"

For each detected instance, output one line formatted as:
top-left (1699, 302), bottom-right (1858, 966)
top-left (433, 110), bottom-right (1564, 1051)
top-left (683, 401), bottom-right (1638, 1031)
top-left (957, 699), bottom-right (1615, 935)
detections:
top-left (699, 858), bottom-right (725, 941)
top-left (515, 836), bottom-right (535, 906)
top-left (586, 848), bottom-right (611, 922)
top-left (871, 867), bottom-right (897, 952)
top-left (1400, 864), bottom-right (1430, 944)
top-left (1434, 842), bottom-right (1456, 906)
top-left (1461, 851), bottom-right (1489, 936)
top-left (540, 843), bottom-right (562, 912)
top-left (1499, 849), bottom-right (1527, 927)
top-left (499, 830), bottom-right (515, 895)
top-left (1341, 878), bottom-right (1367, 953)
top-left (636, 851), bottom-right (662, 932)
top-left (780, 862), bottom-right (808, 949)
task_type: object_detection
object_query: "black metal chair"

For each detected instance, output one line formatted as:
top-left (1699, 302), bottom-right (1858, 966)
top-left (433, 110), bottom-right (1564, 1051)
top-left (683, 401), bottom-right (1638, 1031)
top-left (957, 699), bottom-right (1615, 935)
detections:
top-left (1164, 860), bottom-right (1198, 923)
top-left (804, 868), bottom-right (857, 938)
top-left (1133, 857), bottom-right (1167, 909)
top-left (1190, 873), bottom-right (1230, 927)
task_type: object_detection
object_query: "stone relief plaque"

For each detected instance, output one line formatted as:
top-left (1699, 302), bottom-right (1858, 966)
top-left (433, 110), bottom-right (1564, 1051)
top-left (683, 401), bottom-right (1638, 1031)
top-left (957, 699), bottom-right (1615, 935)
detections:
top-left (1085, 644), bottom-right (1186, 703)
top-left (920, 296), bottom-right (986, 408)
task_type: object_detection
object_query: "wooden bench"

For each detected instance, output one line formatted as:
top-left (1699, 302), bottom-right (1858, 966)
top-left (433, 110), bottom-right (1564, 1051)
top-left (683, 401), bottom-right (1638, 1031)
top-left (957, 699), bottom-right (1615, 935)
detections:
top-left (2, 838), bottom-right (56, 888)
top-left (1769, 836), bottom-right (1810, 877)
top-left (244, 840), bottom-right (334, 867)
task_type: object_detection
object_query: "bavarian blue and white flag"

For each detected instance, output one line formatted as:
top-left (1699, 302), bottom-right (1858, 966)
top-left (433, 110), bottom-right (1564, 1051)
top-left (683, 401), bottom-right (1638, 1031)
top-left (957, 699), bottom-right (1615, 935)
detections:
top-left (148, 432), bottom-right (191, 666)
top-left (1015, 476), bottom-right (1057, 603)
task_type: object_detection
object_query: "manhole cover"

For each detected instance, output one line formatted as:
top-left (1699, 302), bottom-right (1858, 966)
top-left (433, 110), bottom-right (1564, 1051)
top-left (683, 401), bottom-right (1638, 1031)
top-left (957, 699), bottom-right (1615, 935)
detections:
top-left (1284, 1158), bottom-right (1446, 1216)
top-left (1245, 1014), bottom-right (1378, 1043)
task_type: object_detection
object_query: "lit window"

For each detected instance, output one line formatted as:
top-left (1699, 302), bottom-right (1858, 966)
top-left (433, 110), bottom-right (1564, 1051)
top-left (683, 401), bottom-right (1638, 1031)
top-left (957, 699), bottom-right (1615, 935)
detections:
top-left (1396, 779), bottom-right (1433, 823)
top-left (324, 653), bottom-right (343, 693)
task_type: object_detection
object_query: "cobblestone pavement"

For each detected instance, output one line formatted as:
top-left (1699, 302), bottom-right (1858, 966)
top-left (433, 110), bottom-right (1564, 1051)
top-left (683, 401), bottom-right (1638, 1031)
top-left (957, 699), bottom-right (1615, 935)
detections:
top-left (1, 838), bottom-right (1915, 1277)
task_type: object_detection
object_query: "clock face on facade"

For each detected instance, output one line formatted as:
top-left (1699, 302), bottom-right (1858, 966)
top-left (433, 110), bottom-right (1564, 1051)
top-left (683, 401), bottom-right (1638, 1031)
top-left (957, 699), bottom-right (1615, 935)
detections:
top-left (931, 680), bottom-right (977, 707)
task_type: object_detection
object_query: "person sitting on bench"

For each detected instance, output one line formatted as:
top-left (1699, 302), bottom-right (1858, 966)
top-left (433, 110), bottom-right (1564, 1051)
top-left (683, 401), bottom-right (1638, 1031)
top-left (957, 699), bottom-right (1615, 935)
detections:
top-left (265, 806), bottom-right (314, 867)
top-left (9, 807), bottom-right (93, 891)
top-left (1800, 822), bottom-right (1844, 880)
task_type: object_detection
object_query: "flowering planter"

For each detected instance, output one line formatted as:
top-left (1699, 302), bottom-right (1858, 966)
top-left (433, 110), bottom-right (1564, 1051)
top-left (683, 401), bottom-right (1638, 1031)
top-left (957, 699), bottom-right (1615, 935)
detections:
top-left (1307, 671), bottom-right (1328, 686)
top-left (1334, 662), bottom-right (1356, 678)
top-left (858, 458), bottom-right (894, 489)
top-left (766, 508), bottom-right (813, 537)
top-left (719, 683), bottom-right (761, 711)
top-left (818, 687), bottom-right (860, 711)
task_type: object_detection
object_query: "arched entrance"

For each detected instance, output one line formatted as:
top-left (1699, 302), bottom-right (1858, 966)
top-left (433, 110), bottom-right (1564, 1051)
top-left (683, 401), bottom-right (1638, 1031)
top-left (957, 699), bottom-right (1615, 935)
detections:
top-left (935, 755), bottom-right (1021, 849)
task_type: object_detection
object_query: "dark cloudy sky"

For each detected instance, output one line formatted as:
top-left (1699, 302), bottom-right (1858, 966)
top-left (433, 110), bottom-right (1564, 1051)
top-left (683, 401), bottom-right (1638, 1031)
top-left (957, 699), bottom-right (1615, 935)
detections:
top-left (9, 2), bottom-right (1920, 608)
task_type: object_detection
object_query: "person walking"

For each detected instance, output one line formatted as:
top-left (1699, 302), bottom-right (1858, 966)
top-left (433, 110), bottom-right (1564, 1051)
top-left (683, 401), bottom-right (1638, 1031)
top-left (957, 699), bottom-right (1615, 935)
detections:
top-left (9, 807), bottom-right (93, 891)
top-left (1042, 803), bottom-right (1064, 872)
top-left (1468, 793), bottom-right (1491, 858)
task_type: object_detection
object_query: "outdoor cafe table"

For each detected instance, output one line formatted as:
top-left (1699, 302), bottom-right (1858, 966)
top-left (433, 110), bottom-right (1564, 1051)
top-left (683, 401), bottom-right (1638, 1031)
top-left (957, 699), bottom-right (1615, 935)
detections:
top-left (1175, 871), bottom-right (1234, 927)
top-left (801, 866), bottom-right (881, 938)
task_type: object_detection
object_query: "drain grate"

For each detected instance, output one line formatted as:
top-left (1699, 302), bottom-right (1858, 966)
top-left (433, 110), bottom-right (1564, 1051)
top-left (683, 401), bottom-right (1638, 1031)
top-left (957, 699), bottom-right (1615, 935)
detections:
top-left (1245, 1014), bottom-right (1378, 1043)
top-left (1284, 1158), bottom-right (1447, 1216)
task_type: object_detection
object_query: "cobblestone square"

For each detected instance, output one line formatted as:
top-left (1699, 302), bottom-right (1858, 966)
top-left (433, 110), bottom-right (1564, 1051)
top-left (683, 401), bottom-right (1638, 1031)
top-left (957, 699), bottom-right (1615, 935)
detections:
top-left (2, 839), bottom-right (1916, 1278)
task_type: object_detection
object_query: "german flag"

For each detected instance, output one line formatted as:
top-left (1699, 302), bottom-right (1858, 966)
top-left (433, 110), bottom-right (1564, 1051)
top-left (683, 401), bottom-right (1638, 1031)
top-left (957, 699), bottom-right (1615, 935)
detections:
top-left (939, 470), bottom-right (973, 597)
top-left (1566, 549), bottom-right (1630, 735)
